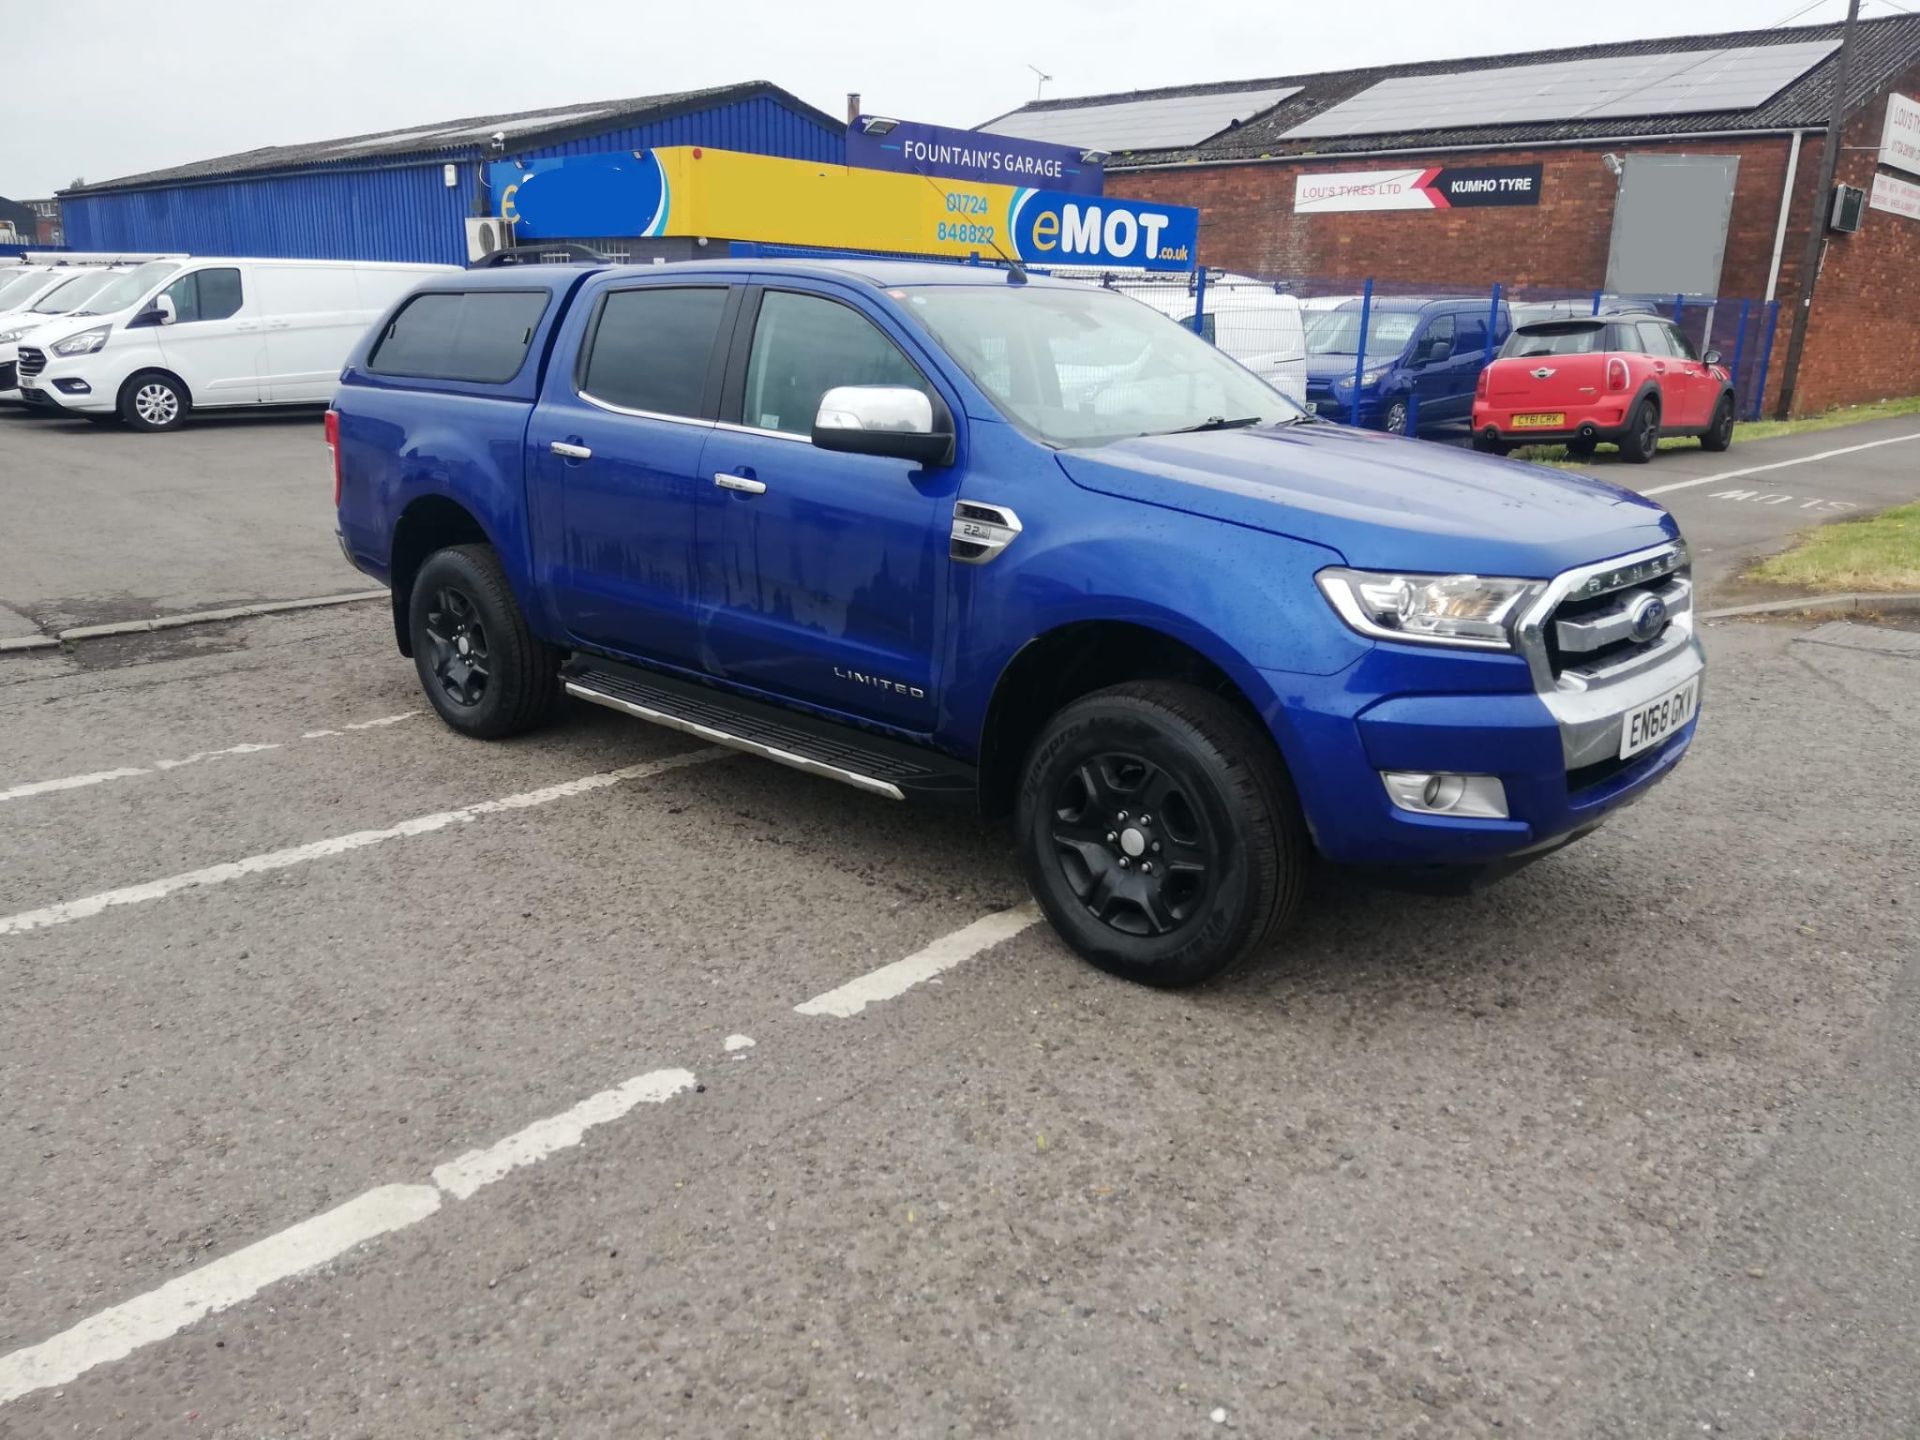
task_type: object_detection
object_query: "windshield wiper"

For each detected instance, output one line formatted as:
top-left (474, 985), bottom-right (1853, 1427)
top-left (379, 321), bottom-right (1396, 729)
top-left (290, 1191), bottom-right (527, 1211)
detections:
top-left (1164, 415), bottom-right (1263, 435)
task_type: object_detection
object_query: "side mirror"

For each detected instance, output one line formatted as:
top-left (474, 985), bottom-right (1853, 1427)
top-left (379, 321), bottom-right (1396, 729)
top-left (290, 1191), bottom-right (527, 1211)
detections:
top-left (128, 301), bottom-right (166, 329)
top-left (156, 293), bottom-right (177, 325)
top-left (1702, 348), bottom-right (1721, 366)
top-left (812, 385), bottom-right (953, 466)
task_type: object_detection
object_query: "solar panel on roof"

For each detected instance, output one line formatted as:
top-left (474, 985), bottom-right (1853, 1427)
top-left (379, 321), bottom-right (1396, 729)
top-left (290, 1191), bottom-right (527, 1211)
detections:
top-left (1281, 39), bottom-right (1838, 139)
top-left (983, 86), bottom-right (1303, 152)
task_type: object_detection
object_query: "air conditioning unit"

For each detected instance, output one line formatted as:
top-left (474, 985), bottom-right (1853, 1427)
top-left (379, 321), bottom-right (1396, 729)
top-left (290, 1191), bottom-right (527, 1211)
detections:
top-left (465, 216), bottom-right (510, 263)
top-left (1829, 183), bottom-right (1866, 234)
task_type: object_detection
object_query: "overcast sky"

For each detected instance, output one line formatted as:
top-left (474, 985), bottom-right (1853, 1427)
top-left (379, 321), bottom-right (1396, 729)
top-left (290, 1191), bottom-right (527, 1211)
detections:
top-left (0, 0), bottom-right (1889, 198)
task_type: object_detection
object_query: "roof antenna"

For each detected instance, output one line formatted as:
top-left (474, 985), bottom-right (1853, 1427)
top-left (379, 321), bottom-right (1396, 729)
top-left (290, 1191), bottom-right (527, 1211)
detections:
top-left (913, 169), bottom-right (1027, 283)
top-left (1027, 64), bottom-right (1052, 100)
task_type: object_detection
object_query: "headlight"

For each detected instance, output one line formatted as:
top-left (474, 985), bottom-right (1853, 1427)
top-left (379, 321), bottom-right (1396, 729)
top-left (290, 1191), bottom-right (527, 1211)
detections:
top-left (0, 327), bottom-right (31, 345)
top-left (1317, 568), bottom-right (1544, 650)
top-left (1360, 366), bottom-right (1390, 385)
top-left (50, 326), bottom-right (110, 357)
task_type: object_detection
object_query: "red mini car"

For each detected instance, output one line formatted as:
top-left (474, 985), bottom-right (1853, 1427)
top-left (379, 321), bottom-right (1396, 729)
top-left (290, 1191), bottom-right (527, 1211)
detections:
top-left (1472, 313), bottom-right (1736, 463)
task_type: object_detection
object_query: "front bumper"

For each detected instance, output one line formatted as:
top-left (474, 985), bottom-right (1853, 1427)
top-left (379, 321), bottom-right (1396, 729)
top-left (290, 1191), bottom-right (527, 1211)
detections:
top-left (1268, 545), bottom-right (1703, 870)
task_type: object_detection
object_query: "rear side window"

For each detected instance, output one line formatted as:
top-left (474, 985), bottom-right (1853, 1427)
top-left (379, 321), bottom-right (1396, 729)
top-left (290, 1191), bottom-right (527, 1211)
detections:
top-left (1502, 323), bottom-right (1605, 358)
top-left (369, 289), bottom-right (549, 383)
top-left (1635, 321), bottom-right (1677, 358)
top-left (579, 286), bottom-right (728, 418)
top-left (161, 267), bottom-right (244, 323)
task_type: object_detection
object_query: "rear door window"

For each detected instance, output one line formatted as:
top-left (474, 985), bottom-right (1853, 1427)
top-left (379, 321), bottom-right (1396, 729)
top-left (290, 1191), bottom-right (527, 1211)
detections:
top-left (1636, 321), bottom-right (1677, 358)
top-left (578, 286), bottom-right (730, 418)
top-left (369, 289), bottom-right (549, 383)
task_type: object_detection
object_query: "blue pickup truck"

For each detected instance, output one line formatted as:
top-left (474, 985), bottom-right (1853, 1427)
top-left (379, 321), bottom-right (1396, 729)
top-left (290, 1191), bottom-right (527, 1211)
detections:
top-left (330, 259), bottom-right (1703, 987)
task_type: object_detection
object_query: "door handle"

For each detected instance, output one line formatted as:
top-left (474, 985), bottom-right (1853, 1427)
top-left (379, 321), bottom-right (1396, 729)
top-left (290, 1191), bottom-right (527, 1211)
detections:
top-left (235, 322), bottom-right (260, 332)
top-left (550, 440), bottom-right (592, 460)
top-left (714, 472), bottom-right (767, 495)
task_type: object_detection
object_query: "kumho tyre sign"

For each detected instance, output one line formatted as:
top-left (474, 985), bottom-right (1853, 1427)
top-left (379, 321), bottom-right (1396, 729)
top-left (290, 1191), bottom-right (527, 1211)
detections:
top-left (1294, 164), bottom-right (1543, 213)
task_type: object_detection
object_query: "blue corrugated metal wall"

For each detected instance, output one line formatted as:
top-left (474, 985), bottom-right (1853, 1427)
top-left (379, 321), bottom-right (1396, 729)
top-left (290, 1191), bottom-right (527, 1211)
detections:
top-left (63, 161), bottom-right (477, 264)
top-left (62, 93), bottom-right (846, 264)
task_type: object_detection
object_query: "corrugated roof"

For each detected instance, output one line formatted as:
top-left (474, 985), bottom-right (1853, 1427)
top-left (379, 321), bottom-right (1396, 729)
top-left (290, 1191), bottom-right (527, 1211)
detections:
top-left (977, 15), bottom-right (1920, 167)
top-left (65, 81), bottom-right (841, 195)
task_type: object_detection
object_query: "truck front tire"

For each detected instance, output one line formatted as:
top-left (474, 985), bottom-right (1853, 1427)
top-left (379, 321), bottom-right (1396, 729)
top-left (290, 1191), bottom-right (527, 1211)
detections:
top-left (407, 545), bottom-right (561, 739)
top-left (1016, 682), bottom-right (1307, 987)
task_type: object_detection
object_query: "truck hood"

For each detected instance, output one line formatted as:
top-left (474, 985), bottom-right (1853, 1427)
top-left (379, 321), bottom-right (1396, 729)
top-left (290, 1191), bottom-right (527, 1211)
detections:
top-left (1055, 420), bottom-right (1677, 577)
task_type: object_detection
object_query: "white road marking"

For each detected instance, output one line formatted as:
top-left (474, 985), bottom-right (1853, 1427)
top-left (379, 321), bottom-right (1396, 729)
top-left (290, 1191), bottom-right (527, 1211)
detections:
top-left (1640, 430), bottom-right (1920, 497)
top-left (0, 896), bottom-right (1050, 1402)
top-left (0, 713), bottom-right (419, 806)
top-left (430, 1068), bottom-right (697, 1200)
top-left (0, 1063), bottom-right (705, 1405)
top-left (0, 748), bottom-right (724, 937)
top-left (795, 902), bottom-right (1044, 1018)
top-left (0, 1184), bottom-right (443, 1406)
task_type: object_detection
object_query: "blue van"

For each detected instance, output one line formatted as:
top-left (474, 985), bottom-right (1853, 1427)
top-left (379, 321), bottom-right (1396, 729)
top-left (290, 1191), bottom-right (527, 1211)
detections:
top-left (1303, 296), bottom-right (1512, 436)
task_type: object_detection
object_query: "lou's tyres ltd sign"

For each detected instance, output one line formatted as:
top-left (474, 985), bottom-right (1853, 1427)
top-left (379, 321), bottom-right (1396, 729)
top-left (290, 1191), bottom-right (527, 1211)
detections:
top-left (1294, 164), bottom-right (1543, 213)
top-left (494, 147), bottom-right (1198, 271)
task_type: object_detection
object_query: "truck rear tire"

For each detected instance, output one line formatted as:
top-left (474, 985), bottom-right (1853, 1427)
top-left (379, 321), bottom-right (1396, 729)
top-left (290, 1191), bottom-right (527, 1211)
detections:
top-left (1016, 682), bottom-right (1307, 987)
top-left (407, 544), bottom-right (561, 739)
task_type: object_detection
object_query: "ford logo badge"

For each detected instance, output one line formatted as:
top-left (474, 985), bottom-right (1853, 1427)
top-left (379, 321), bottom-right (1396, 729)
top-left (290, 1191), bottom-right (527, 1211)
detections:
top-left (1627, 593), bottom-right (1669, 644)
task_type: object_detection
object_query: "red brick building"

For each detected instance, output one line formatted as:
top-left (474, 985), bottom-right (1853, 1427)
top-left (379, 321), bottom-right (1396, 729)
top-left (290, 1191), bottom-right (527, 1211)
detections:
top-left (984, 17), bottom-right (1920, 415)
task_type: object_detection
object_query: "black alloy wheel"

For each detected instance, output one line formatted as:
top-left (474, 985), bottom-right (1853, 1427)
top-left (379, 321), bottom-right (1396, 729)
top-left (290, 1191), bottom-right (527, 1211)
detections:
top-left (1017, 682), bottom-right (1306, 987)
top-left (1618, 398), bottom-right (1660, 464)
top-left (421, 583), bottom-right (491, 710)
top-left (1049, 751), bottom-right (1218, 939)
top-left (1700, 395), bottom-right (1736, 452)
top-left (406, 544), bottom-right (562, 739)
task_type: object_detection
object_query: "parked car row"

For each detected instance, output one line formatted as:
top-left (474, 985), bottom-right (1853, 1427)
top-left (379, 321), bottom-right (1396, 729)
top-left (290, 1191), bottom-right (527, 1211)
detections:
top-left (2, 255), bottom-right (455, 429)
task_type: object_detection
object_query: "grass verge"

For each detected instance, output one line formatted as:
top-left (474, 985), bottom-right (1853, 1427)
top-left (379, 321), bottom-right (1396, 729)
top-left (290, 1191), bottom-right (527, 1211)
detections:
top-left (1509, 393), bottom-right (1920, 465)
top-left (1748, 501), bottom-right (1920, 592)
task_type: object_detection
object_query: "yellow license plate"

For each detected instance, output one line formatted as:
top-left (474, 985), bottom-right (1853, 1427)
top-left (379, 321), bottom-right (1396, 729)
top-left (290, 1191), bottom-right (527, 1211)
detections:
top-left (1512, 412), bottom-right (1566, 428)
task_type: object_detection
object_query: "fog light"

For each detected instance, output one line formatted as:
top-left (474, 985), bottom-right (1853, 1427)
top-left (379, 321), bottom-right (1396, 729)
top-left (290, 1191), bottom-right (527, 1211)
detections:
top-left (54, 378), bottom-right (91, 394)
top-left (1381, 771), bottom-right (1509, 819)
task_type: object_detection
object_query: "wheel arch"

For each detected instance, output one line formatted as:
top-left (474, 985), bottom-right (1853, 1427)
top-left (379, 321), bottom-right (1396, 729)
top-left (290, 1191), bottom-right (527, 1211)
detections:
top-left (387, 495), bottom-right (494, 656)
top-left (976, 619), bottom-right (1280, 820)
top-left (119, 367), bottom-right (193, 412)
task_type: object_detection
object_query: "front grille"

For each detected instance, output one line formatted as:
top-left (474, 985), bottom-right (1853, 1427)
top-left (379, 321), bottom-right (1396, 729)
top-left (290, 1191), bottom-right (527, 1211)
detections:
top-left (1543, 548), bottom-right (1690, 683)
top-left (16, 346), bottom-right (46, 380)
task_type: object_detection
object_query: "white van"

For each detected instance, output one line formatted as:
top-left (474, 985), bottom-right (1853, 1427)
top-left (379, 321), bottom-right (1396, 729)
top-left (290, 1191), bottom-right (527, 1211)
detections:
top-left (1, 267), bottom-right (131, 402)
top-left (17, 257), bottom-right (459, 430)
top-left (1052, 268), bottom-right (1309, 407)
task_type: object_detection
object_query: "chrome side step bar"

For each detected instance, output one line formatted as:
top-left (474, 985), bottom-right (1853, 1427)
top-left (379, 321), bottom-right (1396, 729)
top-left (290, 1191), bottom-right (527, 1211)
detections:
top-left (565, 679), bottom-right (905, 800)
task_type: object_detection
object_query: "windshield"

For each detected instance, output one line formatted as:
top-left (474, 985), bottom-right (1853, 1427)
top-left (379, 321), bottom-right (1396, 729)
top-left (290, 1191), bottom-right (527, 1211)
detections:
top-left (900, 283), bottom-right (1304, 449)
top-left (30, 271), bottom-right (114, 315)
top-left (78, 260), bottom-right (181, 316)
top-left (0, 270), bottom-right (48, 310)
top-left (1304, 308), bottom-right (1419, 357)
top-left (1502, 323), bottom-right (1606, 358)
